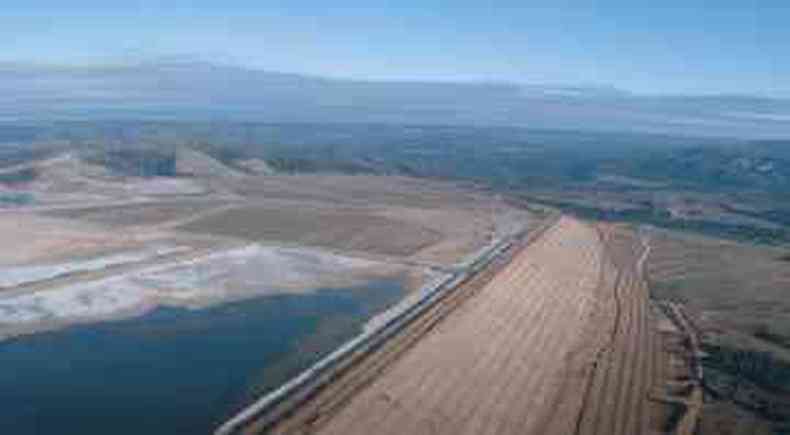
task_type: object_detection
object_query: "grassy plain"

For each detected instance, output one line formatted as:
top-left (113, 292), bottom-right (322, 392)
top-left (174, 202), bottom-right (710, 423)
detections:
top-left (647, 228), bottom-right (790, 434)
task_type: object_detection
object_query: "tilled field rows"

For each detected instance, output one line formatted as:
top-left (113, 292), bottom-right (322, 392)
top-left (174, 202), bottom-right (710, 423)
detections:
top-left (297, 217), bottom-right (617, 435)
top-left (575, 226), bottom-right (665, 435)
top-left (254, 218), bottom-right (668, 435)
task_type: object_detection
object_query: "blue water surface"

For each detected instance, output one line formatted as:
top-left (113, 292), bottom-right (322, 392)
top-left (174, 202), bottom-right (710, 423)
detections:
top-left (0, 279), bottom-right (404, 435)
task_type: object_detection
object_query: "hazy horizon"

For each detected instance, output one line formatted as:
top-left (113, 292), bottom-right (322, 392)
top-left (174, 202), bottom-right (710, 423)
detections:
top-left (2, 58), bottom-right (789, 139)
top-left (4, 2), bottom-right (790, 138)
top-left (6, 1), bottom-right (790, 95)
top-left (5, 56), bottom-right (790, 99)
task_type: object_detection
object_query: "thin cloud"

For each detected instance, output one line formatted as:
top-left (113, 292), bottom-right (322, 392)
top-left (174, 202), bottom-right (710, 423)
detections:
top-left (726, 111), bottom-right (790, 122)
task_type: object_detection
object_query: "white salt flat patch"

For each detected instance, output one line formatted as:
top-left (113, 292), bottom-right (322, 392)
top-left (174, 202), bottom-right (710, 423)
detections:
top-left (0, 278), bottom-right (150, 324)
top-left (0, 244), bottom-right (410, 337)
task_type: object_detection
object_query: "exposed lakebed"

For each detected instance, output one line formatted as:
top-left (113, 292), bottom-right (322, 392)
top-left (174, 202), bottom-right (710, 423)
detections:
top-left (0, 278), bottom-right (406, 435)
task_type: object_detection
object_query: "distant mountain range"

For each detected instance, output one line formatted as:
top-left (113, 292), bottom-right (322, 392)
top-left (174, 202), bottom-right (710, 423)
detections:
top-left (2, 59), bottom-right (790, 138)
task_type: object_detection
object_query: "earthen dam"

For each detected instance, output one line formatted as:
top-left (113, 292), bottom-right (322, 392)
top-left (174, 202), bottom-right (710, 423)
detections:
top-left (219, 216), bottom-right (696, 435)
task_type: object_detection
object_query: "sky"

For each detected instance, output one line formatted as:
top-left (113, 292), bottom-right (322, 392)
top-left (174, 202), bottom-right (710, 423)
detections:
top-left (3, 1), bottom-right (790, 96)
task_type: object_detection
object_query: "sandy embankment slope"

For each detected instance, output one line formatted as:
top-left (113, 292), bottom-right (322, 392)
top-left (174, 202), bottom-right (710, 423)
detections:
top-left (261, 216), bottom-right (665, 435)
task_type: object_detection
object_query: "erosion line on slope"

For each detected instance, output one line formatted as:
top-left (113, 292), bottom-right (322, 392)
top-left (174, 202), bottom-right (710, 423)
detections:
top-left (572, 225), bottom-right (624, 435)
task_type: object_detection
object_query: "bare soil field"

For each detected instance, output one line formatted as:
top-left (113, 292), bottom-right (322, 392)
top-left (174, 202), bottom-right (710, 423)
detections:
top-left (231, 175), bottom-right (490, 209)
top-left (1, 167), bottom-right (536, 343)
top-left (177, 175), bottom-right (533, 266)
top-left (0, 213), bottom-right (144, 265)
top-left (42, 200), bottom-right (234, 228)
top-left (576, 225), bottom-right (685, 435)
top-left (178, 204), bottom-right (444, 258)
top-left (5, 151), bottom-right (535, 267)
top-left (250, 217), bottom-right (670, 435)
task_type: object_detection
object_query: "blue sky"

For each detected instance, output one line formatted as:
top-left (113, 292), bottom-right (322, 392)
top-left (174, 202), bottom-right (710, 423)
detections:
top-left (4, 1), bottom-right (790, 95)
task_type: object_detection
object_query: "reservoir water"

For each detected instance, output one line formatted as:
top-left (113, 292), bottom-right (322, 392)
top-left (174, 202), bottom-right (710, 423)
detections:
top-left (0, 279), bottom-right (405, 435)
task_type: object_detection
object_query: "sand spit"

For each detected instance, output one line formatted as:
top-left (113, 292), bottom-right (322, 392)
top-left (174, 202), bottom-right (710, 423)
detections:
top-left (0, 244), bottom-right (417, 340)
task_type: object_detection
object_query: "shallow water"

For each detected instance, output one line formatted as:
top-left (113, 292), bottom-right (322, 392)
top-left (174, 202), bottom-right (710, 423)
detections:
top-left (0, 279), bottom-right (405, 435)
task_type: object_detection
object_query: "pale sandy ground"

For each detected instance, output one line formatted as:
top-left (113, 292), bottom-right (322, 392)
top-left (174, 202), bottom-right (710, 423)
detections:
top-left (575, 225), bottom-right (666, 435)
top-left (0, 245), bottom-right (189, 288)
top-left (374, 203), bottom-right (529, 266)
top-left (0, 166), bottom-right (537, 344)
top-left (0, 214), bottom-right (142, 265)
top-left (268, 217), bottom-right (667, 435)
top-left (308, 217), bottom-right (608, 435)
